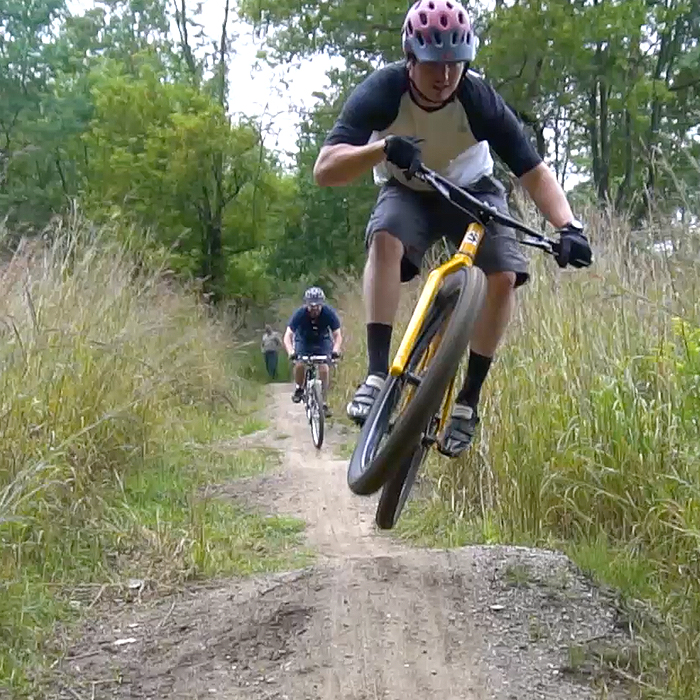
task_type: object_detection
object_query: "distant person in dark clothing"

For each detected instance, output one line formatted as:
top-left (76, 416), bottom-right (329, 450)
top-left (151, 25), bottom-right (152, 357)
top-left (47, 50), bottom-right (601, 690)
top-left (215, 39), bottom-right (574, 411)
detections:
top-left (261, 324), bottom-right (283, 379)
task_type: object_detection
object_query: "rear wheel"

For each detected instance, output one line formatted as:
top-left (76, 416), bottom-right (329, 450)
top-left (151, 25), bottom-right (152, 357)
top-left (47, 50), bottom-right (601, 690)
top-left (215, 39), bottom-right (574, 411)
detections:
top-left (347, 267), bottom-right (486, 496)
top-left (308, 381), bottom-right (324, 449)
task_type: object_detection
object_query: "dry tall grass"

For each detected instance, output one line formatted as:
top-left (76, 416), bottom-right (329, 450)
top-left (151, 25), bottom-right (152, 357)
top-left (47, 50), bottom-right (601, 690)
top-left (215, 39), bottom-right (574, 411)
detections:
top-left (0, 216), bottom-right (304, 693)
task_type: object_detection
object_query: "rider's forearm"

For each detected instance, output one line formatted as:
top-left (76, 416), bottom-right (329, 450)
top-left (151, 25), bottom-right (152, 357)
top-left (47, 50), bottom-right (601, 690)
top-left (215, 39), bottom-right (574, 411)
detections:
top-left (518, 162), bottom-right (574, 229)
top-left (332, 329), bottom-right (342, 352)
top-left (313, 141), bottom-right (387, 187)
top-left (283, 328), bottom-right (295, 355)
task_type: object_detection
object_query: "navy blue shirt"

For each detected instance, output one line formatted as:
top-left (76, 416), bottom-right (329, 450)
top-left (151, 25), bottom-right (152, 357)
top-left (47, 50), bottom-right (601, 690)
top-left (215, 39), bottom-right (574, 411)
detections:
top-left (288, 305), bottom-right (341, 347)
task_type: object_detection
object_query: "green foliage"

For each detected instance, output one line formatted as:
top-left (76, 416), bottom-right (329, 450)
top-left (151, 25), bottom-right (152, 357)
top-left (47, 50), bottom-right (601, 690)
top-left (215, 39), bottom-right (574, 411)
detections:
top-left (0, 0), bottom-right (291, 305)
top-left (240, 0), bottom-right (404, 71)
top-left (478, 0), bottom-right (700, 211)
top-left (267, 73), bottom-right (377, 286)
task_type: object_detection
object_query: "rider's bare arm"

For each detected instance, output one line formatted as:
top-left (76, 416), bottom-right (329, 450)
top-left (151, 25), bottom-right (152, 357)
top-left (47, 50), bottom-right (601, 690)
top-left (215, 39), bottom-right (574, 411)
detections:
top-left (518, 162), bottom-right (574, 229)
top-left (331, 328), bottom-right (343, 353)
top-left (283, 327), bottom-right (295, 356)
top-left (313, 141), bottom-right (387, 187)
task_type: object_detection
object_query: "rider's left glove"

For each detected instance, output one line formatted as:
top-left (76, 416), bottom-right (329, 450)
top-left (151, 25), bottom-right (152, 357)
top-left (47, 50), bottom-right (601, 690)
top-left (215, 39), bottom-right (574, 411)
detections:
top-left (554, 220), bottom-right (592, 269)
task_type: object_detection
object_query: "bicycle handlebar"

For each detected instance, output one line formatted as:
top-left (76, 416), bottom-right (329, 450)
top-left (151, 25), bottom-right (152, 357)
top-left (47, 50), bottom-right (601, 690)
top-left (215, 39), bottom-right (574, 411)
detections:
top-left (297, 354), bottom-right (336, 363)
top-left (412, 164), bottom-right (557, 255)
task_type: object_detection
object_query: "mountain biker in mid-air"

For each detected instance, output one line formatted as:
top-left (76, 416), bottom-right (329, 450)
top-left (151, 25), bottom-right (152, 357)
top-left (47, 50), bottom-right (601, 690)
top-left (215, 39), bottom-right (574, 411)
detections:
top-left (283, 287), bottom-right (343, 417)
top-left (313, 0), bottom-right (591, 456)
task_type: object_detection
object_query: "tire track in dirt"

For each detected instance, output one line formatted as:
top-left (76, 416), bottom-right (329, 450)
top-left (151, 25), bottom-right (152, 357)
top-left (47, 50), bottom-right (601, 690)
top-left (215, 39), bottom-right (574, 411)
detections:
top-left (52, 383), bottom-right (632, 700)
top-left (235, 383), bottom-right (405, 560)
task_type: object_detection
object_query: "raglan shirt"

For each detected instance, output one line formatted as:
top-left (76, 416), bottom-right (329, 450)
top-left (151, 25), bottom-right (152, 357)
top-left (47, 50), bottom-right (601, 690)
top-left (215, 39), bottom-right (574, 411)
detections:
top-left (324, 61), bottom-right (542, 191)
top-left (289, 305), bottom-right (341, 346)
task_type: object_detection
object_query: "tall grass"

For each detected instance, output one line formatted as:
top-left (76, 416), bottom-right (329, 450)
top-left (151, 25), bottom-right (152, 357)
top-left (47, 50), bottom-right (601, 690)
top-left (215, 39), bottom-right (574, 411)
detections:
top-left (332, 201), bottom-right (700, 698)
top-left (0, 217), bottom-right (304, 694)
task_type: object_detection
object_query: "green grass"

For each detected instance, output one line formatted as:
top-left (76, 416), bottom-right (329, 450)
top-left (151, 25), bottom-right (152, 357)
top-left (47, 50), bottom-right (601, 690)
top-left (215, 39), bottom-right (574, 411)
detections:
top-left (332, 198), bottom-right (700, 699)
top-left (0, 224), bottom-right (306, 696)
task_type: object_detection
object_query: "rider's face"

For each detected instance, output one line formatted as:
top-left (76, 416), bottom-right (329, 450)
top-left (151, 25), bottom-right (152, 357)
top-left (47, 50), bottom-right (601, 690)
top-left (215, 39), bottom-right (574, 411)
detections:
top-left (306, 304), bottom-right (322, 318)
top-left (409, 61), bottom-right (464, 105)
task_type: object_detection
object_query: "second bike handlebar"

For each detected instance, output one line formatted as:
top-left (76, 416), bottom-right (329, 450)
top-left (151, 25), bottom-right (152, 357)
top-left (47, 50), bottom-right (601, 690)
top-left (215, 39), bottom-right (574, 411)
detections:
top-left (292, 354), bottom-right (340, 364)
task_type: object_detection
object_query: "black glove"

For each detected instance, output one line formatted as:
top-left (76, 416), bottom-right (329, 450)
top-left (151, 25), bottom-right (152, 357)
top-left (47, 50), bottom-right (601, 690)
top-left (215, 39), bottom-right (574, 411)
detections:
top-left (331, 350), bottom-right (341, 360)
top-left (288, 352), bottom-right (297, 361)
top-left (383, 135), bottom-right (423, 175)
top-left (554, 222), bottom-right (592, 269)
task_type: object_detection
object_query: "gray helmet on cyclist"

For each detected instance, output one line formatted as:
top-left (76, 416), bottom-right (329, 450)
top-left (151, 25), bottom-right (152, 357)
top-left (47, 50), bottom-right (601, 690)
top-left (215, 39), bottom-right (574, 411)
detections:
top-left (303, 286), bottom-right (326, 305)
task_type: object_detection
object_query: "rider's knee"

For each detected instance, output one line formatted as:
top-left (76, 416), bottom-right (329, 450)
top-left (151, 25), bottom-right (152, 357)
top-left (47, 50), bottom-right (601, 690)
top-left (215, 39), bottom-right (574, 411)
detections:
top-left (369, 230), bottom-right (404, 264)
top-left (487, 270), bottom-right (516, 297)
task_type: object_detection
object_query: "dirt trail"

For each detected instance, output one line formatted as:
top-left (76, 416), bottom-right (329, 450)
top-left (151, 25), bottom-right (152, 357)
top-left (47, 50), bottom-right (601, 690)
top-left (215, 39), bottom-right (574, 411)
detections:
top-left (54, 384), bottom-right (630, 700)
top-left (233, 383), bottom-right (405, 561)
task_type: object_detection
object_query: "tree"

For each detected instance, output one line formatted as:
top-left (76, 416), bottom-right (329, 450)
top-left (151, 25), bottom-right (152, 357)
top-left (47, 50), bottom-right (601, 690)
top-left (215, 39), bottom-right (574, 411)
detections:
top-left (82, 56), bottom-right (286, 300)
top-left (0, 0), bottom-right (69, 228)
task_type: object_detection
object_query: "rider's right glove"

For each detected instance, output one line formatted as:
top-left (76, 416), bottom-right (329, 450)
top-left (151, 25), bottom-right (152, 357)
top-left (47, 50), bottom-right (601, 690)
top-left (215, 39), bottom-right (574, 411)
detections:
top-left (554, 220), bottom-right (593, 269)
top-left (383, 135), bottom-right (423, 176)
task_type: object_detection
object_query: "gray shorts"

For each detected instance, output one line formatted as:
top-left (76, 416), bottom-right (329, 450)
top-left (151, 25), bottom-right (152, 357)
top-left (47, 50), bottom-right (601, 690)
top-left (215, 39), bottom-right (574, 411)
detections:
top-left (365, 176), bottom-right (529, 286)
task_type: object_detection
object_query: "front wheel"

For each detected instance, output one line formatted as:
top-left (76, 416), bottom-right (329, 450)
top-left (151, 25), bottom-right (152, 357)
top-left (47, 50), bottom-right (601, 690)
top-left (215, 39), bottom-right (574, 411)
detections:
top-left (308, 380), bottom-right (324, 449)
top-left (347, 267), bottom-right (486, 496)
top-left (375, 441), bottom-right (429, 530)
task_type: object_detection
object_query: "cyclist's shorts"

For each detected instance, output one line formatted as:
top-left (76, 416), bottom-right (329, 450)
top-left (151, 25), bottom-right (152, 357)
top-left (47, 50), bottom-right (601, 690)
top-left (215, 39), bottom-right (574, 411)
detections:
top-left (364, 175), bottom-right (529, 286)
top-left (295, 337), bottom-right (332, 361)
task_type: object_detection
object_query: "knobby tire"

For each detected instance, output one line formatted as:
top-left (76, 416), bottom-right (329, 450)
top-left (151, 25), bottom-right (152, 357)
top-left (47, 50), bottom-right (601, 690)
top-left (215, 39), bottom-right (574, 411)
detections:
top-left (347, 267), bottom-right (486, 496)
top-left (375, 442), bottom-right (428, 529)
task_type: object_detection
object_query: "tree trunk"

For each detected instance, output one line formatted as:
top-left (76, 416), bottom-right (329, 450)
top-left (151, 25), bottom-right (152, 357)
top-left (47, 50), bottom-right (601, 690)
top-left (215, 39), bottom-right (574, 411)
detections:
top-left (588, 78), bottom-right (601, 194)
top-left (597, 76), bottom-right (610, 203)
top-left (615, 109), bottom-right (634, 211)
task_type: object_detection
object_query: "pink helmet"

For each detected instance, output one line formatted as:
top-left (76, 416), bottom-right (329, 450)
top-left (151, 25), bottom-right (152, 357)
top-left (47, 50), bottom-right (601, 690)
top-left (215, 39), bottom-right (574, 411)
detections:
top-left (402, 0), bottom-right (478, 64)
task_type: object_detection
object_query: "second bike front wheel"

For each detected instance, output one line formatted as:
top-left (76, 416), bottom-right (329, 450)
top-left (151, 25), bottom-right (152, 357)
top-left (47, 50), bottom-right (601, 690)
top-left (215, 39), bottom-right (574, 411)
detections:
top-left (309, 381), bottom-right (324, 449)
top-left (348, 266), bottom-right (486, 496)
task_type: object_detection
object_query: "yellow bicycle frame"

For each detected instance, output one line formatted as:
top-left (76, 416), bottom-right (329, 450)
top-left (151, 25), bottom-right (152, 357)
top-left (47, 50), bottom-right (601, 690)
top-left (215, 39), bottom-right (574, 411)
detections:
top-left (387, 220), bottom-right (485, 436)
top-left (389, 221), bottom-right (485, 376)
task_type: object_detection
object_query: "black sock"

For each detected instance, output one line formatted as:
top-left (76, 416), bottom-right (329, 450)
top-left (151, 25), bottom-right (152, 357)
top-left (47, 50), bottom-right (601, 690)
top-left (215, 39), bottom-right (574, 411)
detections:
top-left (367, 323), bottom-right (392, 378)
top-left (457, 351), bottom-right (493, 407)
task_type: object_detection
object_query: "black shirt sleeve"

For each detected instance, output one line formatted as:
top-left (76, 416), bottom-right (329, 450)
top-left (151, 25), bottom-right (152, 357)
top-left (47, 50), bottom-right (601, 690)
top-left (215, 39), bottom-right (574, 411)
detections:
top-left (324, 63), bottom-right (408, 147)
top-left (458, 73), bottom-right (542, 177)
